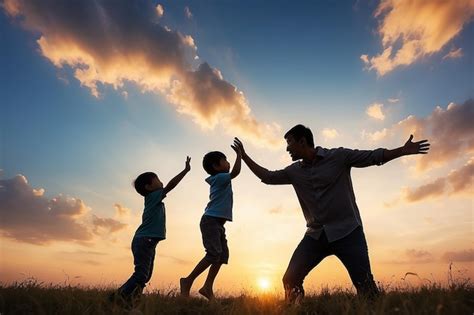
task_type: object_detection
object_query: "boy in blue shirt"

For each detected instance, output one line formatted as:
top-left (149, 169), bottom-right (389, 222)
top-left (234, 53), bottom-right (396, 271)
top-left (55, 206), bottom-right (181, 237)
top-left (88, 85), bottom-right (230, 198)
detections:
top-left (180, 144), bottom-right (241, 300)
top-left (114, 156), bottom-right (191, 301)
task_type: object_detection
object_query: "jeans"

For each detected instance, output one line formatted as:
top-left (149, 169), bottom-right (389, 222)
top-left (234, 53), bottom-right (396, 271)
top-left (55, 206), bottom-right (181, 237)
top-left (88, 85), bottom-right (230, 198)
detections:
top-left (119, 236), bottom-right (159, 297)
top-left (282, 226), bottom-right (378, 301)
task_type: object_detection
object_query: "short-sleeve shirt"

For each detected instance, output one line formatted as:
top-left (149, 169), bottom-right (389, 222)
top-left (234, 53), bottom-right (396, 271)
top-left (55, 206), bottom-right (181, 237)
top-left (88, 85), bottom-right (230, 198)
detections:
top-left (260, 146), bottom-right (385, 242)
top-left (204, 173), bottom-right (233, 221)
top-left (134, 189), bottom-right (167, 239)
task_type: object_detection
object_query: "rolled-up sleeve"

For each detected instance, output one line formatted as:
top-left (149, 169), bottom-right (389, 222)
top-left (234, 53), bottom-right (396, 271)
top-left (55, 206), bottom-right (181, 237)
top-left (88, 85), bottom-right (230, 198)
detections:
top-left (260, 168), bottom-right (291, 185)
top-left (343, 148), bottom-right (385, 168)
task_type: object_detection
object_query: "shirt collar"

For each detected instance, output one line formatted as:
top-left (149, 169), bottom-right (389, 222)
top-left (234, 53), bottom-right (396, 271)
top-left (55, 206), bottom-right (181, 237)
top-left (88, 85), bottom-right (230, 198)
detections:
top-left (299, 146), bottom-right (326, 167)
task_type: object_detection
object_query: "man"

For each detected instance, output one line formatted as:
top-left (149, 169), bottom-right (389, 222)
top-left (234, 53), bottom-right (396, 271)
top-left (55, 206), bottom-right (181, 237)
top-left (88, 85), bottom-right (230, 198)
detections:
top-left (233, 124), bottom-right (429, 302)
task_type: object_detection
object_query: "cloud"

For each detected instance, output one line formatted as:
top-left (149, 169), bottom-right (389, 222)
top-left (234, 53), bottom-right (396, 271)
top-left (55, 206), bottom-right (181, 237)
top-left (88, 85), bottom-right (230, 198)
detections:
top-left (402, 178), bottom-right (446, 203)
top-left (388, 98), bottom-right (399, 103)
top-left (2, 0), bottom-right (281, 148)
top-left (360, 54), bottom-right (369, 64)
top-left (159, 253), bottom-right (191, 265)
top-left (0, 175), bottom-right (92, 244)
top-left (321, 128), bottom-right (340, 140)
top-left (361, 128), bottom-right (388, 142)
top-left (366, 102), bottom-right (385, 120)
top-left (363, 99), bottom-right (474, 172)
top-left (91, 214), bottom-right (127, 235)
top-left (402, 158), bottom-right (474, 202)
top-left (113, 203), bottom-right (131, 218)
top-left (442, 249), bottom-right (474, 262)
top-left (268, 206), bottom-right (283, 214)
top-left (155, 4), bottom-right (164, 18)
top-left (383, 248), bottom-right (434, 264)
top-left (405, 249), bottom-right (434, 263)
top-left (443, 47), bottom-right (464, 60)
top-left (184, 6), bottom-right (192, 19)
top-left (0, 175), bottom-right (126, 245)
top-left (398, 100), bottom-right (474, 172)
top-left (362, 0), bottom-right (474, 75)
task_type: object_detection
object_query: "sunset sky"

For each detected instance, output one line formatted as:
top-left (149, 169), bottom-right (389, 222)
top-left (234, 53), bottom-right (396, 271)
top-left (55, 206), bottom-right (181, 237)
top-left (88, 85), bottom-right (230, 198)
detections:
top-left (1, 0), bottom-right (473, 295)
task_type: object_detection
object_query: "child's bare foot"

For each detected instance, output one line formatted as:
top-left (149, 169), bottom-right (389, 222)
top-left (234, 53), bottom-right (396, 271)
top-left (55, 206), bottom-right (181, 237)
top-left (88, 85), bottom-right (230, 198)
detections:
top-left (198, 286), bottom-right (214, 300)
top-left (180, 277), bottom-right (192, 297)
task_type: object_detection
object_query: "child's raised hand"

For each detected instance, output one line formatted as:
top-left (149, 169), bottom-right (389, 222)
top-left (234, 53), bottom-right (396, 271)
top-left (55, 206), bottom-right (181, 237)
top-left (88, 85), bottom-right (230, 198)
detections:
top-left (185, 156), bottom-right (191, 172)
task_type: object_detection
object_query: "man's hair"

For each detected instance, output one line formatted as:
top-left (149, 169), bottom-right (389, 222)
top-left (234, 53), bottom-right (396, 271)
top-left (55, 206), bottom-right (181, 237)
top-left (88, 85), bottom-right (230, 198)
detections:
top-left (284, 124), bottom-right (314, 147)
top-left (203, 151), bottom-right (226, 175)
top-left (134, 172), bottom-right (158, 197)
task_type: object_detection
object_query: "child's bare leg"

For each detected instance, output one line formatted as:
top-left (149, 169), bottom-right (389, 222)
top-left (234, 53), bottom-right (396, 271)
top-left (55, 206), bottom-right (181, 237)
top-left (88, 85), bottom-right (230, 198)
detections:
top-left (180, 257), bottom-right (211, 296)
top-left (199, 263), bottom-right (221, 300)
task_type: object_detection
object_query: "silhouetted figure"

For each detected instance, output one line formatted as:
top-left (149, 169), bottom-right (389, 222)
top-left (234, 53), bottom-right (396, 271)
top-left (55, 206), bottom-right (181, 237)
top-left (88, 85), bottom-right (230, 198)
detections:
top-left (233, 125), bottom-right (429, 303)
top-left (180, 145), bottom-right (242, 300)
top-left (111, 157), bottom-right (191, 304)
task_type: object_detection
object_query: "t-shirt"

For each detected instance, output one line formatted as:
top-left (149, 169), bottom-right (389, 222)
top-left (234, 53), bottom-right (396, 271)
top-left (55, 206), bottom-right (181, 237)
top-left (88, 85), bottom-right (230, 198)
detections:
top-left (203, 173), bottom-right (233, 221)
top-left (134, 189), bottom-right (167, 239)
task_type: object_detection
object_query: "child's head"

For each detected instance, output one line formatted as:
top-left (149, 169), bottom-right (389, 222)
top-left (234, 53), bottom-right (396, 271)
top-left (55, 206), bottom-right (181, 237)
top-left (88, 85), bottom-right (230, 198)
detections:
top-left (203, 151), bottom-right (230, 175)
top-left (134, 172), bottom-right (163, 196)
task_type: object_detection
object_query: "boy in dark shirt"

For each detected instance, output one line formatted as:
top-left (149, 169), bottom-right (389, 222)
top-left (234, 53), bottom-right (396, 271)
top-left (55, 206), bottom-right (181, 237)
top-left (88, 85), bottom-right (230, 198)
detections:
top-left (114, 156), bottom-right (191, 301)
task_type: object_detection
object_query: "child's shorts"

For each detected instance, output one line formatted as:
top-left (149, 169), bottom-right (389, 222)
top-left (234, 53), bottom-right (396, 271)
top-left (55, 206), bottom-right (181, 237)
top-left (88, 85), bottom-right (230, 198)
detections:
top-left (200, 215), bottom-right (229, 264)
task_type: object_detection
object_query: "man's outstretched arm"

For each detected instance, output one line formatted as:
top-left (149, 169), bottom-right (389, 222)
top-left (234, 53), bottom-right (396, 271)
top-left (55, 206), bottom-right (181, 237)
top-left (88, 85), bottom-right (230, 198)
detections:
top-left (383, 135), bottom-right (430, 163)
top-left (233, 138), bottom-right (269, 179)
top-left (233, 138), bottom-right (290, 184)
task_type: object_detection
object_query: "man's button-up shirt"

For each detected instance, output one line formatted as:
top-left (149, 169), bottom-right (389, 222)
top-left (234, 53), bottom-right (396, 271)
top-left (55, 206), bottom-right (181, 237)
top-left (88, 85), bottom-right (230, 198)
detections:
top-left (260, 146), bottom-right (385, 242)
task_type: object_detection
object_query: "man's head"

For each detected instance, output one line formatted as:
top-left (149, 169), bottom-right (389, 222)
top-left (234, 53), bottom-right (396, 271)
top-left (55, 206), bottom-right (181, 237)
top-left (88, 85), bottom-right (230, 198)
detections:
top-left (284, 124), bottom-right (315, 161)
top-left (203, 151), bottom-right (230, 175)
top-left (134, 172), bottom-right (163, 197)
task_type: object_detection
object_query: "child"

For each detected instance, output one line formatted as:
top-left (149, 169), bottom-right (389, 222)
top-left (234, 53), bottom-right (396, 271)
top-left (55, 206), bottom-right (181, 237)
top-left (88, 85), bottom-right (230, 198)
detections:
top-left (115, 156), bottom-right (191, 301)
top-left (180, 143), bottom-right (241, 300)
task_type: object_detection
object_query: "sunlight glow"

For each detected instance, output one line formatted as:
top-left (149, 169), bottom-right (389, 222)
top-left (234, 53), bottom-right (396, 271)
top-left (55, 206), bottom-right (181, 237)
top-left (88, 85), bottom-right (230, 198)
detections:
top-left (257, 277), bottom-right (271, 291)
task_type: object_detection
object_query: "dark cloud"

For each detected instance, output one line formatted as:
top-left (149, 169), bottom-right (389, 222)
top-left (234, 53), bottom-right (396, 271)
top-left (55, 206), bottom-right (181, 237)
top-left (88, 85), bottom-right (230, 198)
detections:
top-left (399, 99), bottom-right (474, 172)
top-left (365, 99), bottom-right (474, 172)
top-left (405, 249), bottom-right (434, 263)
top-left (0, 175), bottom-right (92, 244)
top-left (403, 158), bottom-right (474, 202)
top-left (383, 248), bottom-right (434, 264)
top-left (442, 249), bottom-right (474, 262)
top-left (0, 175), bottom-right (126, 245)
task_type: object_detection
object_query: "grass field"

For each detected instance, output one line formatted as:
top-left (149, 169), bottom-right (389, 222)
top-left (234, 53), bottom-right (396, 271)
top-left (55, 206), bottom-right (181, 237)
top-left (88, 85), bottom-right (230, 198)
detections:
top-left (1, 278), bottom-right (473, 315)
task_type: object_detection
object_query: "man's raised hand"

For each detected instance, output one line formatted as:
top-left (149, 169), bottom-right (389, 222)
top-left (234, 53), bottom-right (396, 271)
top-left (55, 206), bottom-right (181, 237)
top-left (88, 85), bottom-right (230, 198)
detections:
top-left (233, 138), bottom-right (246, 157)
top-left (185, 156), bottom-right (191, 172)
top-left (403, 135), bottom-right (430, 155)
top-left (231, 143), bottom-right (241, 156)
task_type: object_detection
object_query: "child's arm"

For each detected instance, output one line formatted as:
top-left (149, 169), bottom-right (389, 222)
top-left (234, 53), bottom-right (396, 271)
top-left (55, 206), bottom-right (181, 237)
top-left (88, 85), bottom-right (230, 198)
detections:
top-left (230, 142), bottom-right (242, 179)
top-left (163, 156), bottom-right (191, 195)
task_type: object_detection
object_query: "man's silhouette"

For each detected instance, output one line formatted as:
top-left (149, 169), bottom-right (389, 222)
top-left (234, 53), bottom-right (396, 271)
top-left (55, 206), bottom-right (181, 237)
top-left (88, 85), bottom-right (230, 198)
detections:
top-left (233, 124), bottom-right (429, 302)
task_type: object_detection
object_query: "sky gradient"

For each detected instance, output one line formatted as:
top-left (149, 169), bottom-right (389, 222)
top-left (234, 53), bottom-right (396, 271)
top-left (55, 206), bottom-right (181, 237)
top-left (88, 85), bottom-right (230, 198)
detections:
top-left (1, 0), bottom-right (473, 294)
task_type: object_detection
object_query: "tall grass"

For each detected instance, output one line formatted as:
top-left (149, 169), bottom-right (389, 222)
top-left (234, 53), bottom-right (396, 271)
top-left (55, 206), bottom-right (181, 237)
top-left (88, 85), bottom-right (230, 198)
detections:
top-left (0, 274), bottom-right (473, 314)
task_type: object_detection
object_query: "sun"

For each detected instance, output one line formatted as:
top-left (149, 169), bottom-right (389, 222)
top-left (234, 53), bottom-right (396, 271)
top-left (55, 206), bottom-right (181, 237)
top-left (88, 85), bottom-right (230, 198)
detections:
top-left (257, 277), bottom-right (271, 291)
